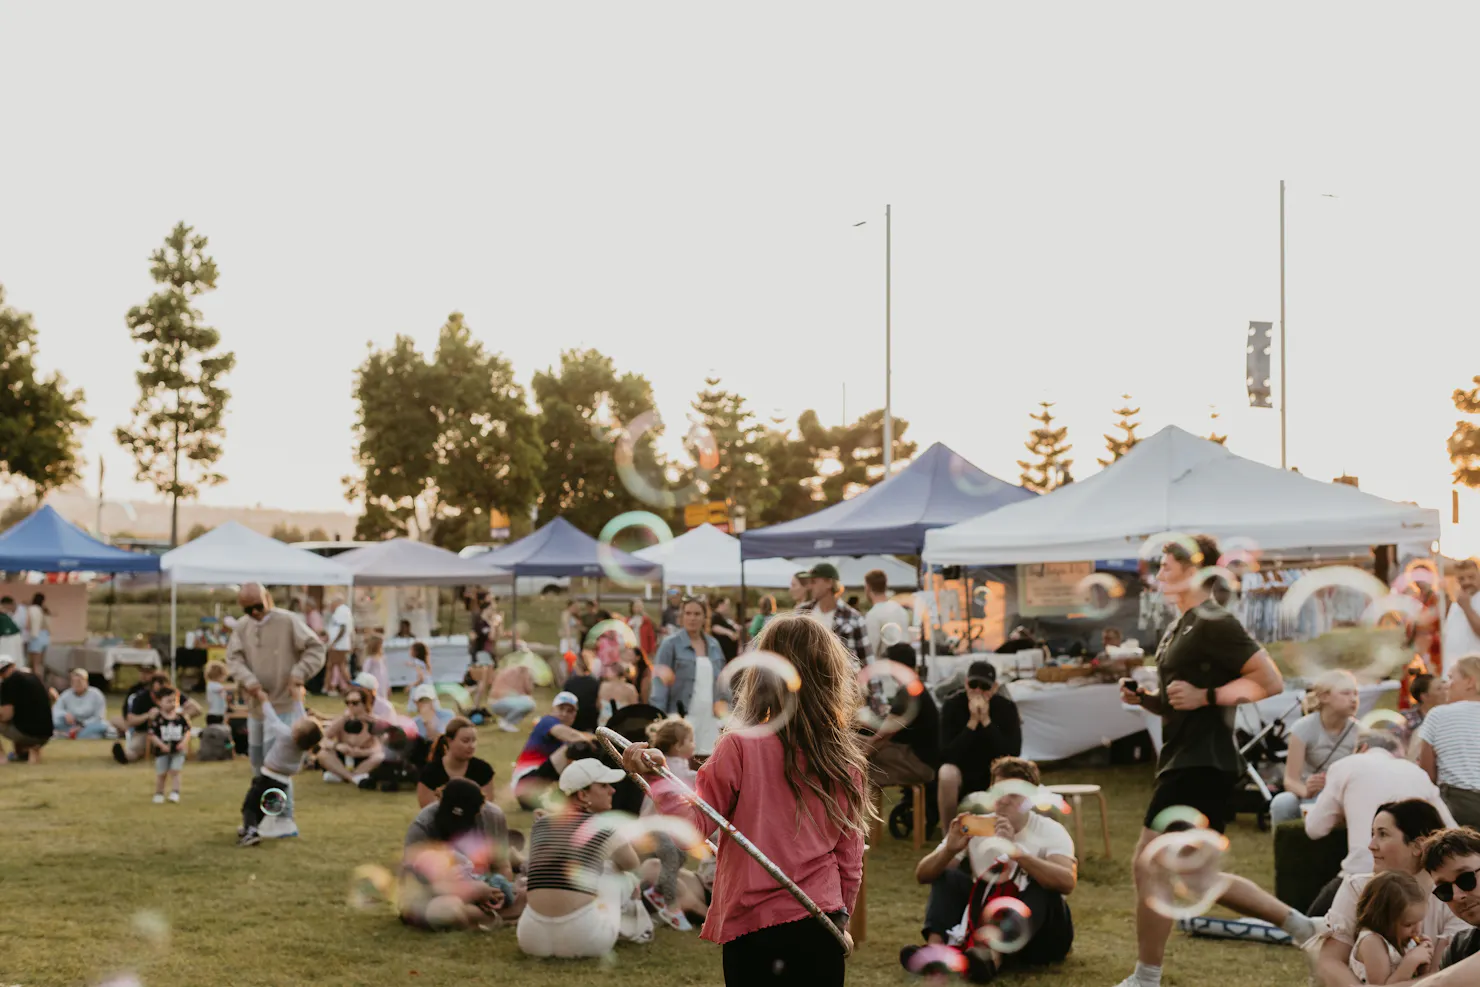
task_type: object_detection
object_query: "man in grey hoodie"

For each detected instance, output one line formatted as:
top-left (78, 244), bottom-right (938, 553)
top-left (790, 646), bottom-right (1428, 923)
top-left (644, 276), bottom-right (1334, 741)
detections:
top-left (225, 583), bottom-right (326, 770)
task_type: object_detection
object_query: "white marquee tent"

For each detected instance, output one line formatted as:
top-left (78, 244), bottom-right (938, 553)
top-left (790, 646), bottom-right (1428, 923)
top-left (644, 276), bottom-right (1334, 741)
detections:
top-left (923, 426), bottom-right (1442, 566)
top-left (160, 522), bottom-right (354, 661)
top-left (633, 524), bottom-right (797, 588)
top-left (335, 537), bottom-right (510, 586)
top-left (790, 553), bottom-right (920, 590)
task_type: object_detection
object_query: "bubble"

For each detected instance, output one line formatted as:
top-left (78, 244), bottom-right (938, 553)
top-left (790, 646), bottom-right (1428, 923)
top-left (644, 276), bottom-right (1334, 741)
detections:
top-left (435, 683), bottom-right (472, 709)
top-left (1217, 537), bottom-right (1263, 576)
top-left (1358, 708), bottom-right (1408, 734)
top-left (1074, 573), bottom-right (1125, 619)
top-left (653, 664), bottom-right (676, 687)
top-left (260, 788), bottom-right (287, 816)
top-left (965, 836), bottom-right (1020, 885)
top-left (1280, 566), bottom-right (1411, 680)
top-left (965, 779), bottom-right (1070, 816)
top-left (905, 943), bottom-right (969, 976)
top-left (715, 651), bottom-right (802, 738)
top-left (612, 411), bottom-right (702, 509)
top-left (583, 617), bottom-right (639, 651)
top-left (879, 621), bottom-right (906, 648)
top-left (614, 814), bottom-right (710, 859)
top-left (348, 864), bottom-right (396, 910)
top-left (449, 831), bottom-right (495, 873)
top-left (597, 511), bottom-right (672, 588)
top-left (1137, 531), bottom-right (1206, 592)
top-left (948, 453), bottom-right (1000, 498)
top-left (973, 585), bottom-right (991, 608)
top-left (856, 660), bottom-right (924, 732)
top-left (684, 421), bottom-right (720, 473)
top-left (1193, 565), bottom-right (1242, 618)
top-left (976, 896), bottom-right (1033, 954)
top-left (1149, 805), bottom-right (1210, 833)
top-left (1140, 829), bottom-right (1232, 920)
top-left (130, 909), bottom-right (170, 945)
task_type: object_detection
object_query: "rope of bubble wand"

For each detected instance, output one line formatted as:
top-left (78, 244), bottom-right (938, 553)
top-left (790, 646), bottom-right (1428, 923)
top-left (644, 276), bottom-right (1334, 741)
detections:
top-left (595, 726), bottom-right (851, 952)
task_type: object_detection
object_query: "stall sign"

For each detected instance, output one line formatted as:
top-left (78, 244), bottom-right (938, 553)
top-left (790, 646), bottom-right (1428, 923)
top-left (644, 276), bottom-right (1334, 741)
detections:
top-left (1017, 562), bottom-right (1094, 615)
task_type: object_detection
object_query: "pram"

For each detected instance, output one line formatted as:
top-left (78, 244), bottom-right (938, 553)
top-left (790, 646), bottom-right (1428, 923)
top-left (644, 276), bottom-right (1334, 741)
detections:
top-left (1231, 693), bottom-right (1303, 831)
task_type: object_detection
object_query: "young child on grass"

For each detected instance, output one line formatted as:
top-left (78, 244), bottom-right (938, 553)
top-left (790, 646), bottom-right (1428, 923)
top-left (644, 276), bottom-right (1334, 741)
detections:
top-left (204, 661), bottom-right (230, 725)
top-left (148, 688), bottom-right (191, 804)
top-left (1350, 871), bottom-right (1435, 984)
top-left (641, 716), bottom-right (700, 931)
top-left (238, 685), bottom-right (324, 847)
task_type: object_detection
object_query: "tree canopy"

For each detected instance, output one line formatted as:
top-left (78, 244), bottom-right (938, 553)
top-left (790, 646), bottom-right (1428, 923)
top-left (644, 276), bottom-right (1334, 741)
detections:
top-left (0, 285), bottom-right (91, 498)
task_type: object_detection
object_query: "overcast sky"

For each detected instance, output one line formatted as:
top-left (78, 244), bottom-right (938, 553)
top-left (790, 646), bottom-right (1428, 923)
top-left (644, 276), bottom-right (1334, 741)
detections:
top-left (1, 3), bottom-right (1477, 555)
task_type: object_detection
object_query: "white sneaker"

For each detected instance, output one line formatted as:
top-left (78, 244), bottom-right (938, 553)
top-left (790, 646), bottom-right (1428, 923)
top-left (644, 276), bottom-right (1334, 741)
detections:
top-left (496, 717), bottom-right (519, 732)
top-left (167, 791), bottom-right (180, 803)
top-left (352, 773), bottom-right (370, 785)
top-left (152, 793), bottom-right (165, 804)
top-left (1112, 976), bottom-right (1153, 987)
top-left (324, 771), bottom-right (342, 783)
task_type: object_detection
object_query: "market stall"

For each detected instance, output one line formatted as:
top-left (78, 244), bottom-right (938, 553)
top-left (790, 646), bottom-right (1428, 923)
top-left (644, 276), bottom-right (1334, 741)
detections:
top-left (633, 524), bottom-right (797, 588)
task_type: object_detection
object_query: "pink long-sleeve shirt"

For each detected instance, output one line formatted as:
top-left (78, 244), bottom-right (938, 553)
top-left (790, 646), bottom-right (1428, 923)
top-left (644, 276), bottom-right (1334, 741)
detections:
top-left (651, 729), bottom-right (865, 945)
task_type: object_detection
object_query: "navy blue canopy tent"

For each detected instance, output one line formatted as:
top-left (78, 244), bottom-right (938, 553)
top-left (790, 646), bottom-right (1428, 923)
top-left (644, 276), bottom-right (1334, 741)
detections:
top-left (0, 505), bottom-right (161, 573)
top-left (739, 442), bottom-right (1036, 560)
top-left (472, 518), bottom-right (660, 647)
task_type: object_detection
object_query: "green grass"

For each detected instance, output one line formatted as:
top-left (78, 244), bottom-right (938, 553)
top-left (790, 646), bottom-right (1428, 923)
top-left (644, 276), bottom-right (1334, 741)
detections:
top-left (3, 690), bottom-right (1307, 987)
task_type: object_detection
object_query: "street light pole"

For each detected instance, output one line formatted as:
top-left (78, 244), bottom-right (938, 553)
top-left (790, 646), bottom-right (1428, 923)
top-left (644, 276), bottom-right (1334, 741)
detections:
top-left (883, 204), bottom-right (893, 474)
top-left (1279, 180), bottom-right (1287, 470)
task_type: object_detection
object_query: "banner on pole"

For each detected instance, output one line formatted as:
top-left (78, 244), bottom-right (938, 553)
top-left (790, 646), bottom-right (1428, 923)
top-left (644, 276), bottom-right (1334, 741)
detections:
top-left (1246, 321), bottom-right (1273, 408)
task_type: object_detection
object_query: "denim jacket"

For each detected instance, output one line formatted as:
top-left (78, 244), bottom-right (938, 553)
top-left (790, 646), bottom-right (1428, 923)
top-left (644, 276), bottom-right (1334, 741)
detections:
top-left (649, 631), bottom-right (725, 716)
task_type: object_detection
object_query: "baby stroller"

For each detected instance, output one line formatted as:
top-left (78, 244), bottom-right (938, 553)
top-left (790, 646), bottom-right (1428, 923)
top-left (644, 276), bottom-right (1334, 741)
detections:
top-left (1231, 694), bottom-right (1303, 831)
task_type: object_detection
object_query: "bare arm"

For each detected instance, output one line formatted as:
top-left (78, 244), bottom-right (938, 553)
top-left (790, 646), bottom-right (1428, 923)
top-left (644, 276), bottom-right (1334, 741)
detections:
top-left (611, 842), bottom-right (641, 873)
top-left (549, 724), bottom-right (589, 744)
top-left (1284, 734), bottom-right (1311, 798)
top-left (290, 615), bottom-right (327, 684)
top-left (1355, 935), bottom-right (1393, 985)
top-left (915, 817), bottom-right (969, 884)
top-left (1315, 936), bottom-right (1360, 987)
top-left (1014, 852), bottom-right (1077, 896)
top-left (1216, 649), bottom-right (1283, 706)
top-left (1419, 741), bottom-right (1438, 784)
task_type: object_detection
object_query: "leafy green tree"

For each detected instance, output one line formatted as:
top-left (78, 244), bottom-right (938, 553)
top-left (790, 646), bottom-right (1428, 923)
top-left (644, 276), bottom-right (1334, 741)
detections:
top-left (687, 376), bottom-right (772, 523)
top-left (115, 223), bottom-right (235, 546)
top-left (184, 522), bottom-right (212, 542)
top-left (814, 408), bottom-right (916, 506)
top-left (1017, 401), bottom-right (1073, 493)
top-left (532, 348), bottom-right (665, 534)
top-left (270, 522), bottom-right (305, 543)
top-left (753, 418), bottom-right (824, 526)
top-left (346, 314), bottom-right (543, 549)
top-left (1099, 395), bottom-right (1141, 467)
top-left (1450, 374), bottom-right (1480, 488)
top-left (305, 526), bottom-right (330, 543)
top-left (0, 286), bottom-right (91, 497)
top-left (0, 497), bottom-right (38, 532)
top-left (747, 408), bottom-right (915, 526)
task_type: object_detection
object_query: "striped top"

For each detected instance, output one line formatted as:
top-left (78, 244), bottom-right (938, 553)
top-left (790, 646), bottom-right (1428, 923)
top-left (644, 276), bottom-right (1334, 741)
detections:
top-left (1418, 700), bottom-right (1480, 790)
top-left (525, 809), bottom-right (616, 896)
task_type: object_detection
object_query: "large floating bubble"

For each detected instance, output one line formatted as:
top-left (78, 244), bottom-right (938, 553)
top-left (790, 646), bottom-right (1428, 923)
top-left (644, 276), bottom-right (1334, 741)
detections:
top-left (856, 660), bottom-right (925, 732)
top-left (260, 788), bottom-right (287, 816)
top-left (1140, 829), bottom-right (1232, 920)
top-left (715, 651), bottom-right (802, 739)
top-left (1074, 572), bottom-right (1125, 620)
top-left (1279, 566), bottom-right (1412, 681)
top-left (976, 896), bottom-right (1033, 954)
top-left (597, 511), bottom-right (672, 588)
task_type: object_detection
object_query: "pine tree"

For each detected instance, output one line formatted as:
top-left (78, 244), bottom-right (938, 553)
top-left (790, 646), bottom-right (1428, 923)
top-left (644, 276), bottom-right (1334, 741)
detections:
top-left (1205, 406), bottom-right (1228, 446)
top-left (689, 376), bottom-right (771, 524)
top-left (1098, 394), bottom-right (1141, 467)
top-left (1017, 401), bottom-right (1073, 493)
top-left (1450, 374), bottom-right (1480, 488)
top-left (0, 285), bottom-right (91, 497)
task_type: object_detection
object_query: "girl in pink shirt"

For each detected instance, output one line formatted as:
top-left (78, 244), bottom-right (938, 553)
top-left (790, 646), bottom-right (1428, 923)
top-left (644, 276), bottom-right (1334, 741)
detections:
top-left (623, 613), bottom-right (869, 986)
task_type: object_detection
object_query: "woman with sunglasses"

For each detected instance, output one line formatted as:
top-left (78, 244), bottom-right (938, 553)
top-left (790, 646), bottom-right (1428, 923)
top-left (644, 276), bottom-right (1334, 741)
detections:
top-left (1314, 799), bottom-right (1472, 986)
top-left (318, 687), bottom-right (385, 788)
top-left (650, 596), bottom-right (724, 756)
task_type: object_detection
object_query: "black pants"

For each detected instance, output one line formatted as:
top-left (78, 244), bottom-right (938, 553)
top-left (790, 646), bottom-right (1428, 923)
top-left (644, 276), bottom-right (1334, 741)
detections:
top-left (921, 867), bottom-right (1075, 968)
top-left (206, 714), bottom-right (224, 726)
top-left (721, 918), bottom-right (845, 986)
top-left (1308, 875), bottom-right (1343, 918)
top-left (241, 774), bottom-right (281, 830)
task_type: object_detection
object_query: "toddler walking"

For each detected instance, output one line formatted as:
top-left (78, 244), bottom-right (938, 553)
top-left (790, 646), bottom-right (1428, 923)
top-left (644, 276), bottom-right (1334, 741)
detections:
top-left (148, 688), bottom-right (191, 804)
top-left (238, 686), bottom-right (324, 847)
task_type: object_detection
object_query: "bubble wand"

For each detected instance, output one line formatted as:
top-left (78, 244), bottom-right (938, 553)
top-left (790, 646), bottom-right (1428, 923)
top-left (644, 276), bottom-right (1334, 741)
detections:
top-left (595, 726), bottom-right (850, 952)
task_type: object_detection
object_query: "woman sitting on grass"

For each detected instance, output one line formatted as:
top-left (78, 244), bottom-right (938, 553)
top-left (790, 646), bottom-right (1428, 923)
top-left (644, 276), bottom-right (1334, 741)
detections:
top-left (417, 717), bottom-right (495, 808)
top-left (319, 686), bottom-right (385, 788)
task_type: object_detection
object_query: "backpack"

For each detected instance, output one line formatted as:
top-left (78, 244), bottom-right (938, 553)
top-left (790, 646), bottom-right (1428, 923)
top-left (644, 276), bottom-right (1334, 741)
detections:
top-left (196, 724), bottom-right (234, 761)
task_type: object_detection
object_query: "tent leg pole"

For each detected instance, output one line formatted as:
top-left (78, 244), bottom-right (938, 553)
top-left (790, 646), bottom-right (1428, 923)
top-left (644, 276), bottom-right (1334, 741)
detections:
top-left (1434, 539), bottom-right (1447, 678)
top-left (596, 577), bottom-right (602, 609)
top-left (106, 572), bottom-right (116, 635)
top-left (740, 559), bottom-right (748, 647)
top-left (966, 573), bottom-right (974, 651)
top-left (169, 579), bottom-right (177, 680)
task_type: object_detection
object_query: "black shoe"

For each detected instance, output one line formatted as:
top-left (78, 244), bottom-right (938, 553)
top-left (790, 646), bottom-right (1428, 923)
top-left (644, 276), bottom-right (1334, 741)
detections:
top-left (111, 742), bottom-right (128, 765)
top-left (358, 777), bottom-right (378, 791)
top-left (963, 948), bottom-right (997, 984)
top-left (237, 828), bottom-right (261, 847)
top-left (900, 945), bottom-right (921, 972)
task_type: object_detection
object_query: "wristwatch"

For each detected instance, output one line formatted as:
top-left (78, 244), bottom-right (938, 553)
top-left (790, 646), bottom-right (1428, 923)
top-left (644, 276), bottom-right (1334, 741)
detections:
top-left (1205, 686), bottom-right (1218, 708)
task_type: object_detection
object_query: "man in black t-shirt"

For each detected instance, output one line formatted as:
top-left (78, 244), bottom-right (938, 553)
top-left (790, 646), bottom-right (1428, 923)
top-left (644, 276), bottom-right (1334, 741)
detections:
top-left (866, 642), bottom-right (940, 791)
top-left (937, 660), bottom-right (1022, 824)
top-left (112, 672), bottom-right (167, 764)
top-left (1112, 535), bottom-right (1285, 987)
top-left (0, 655), bottom-right (54, 762)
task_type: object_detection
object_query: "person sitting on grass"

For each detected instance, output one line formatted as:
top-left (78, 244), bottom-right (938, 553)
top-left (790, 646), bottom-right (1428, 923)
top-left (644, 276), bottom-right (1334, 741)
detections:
top-left (112, 671), bottom-right (169, 764)
top-left (484, 661), bottom-right (538, 733)
top-left (319, 686), bottom-right (385, 788)
top-left (904, 755), bottom-right (1075, 982)
top-left (417, 716), bottom-right (495, 808)
top-left (598, 657), bottom-right (639, 727)
top-left (513, 691), bottom-right (593, 809)
top-left (402, 777), bottom-right (521, 929)
top-left (410, 684), bottom-right (454, 746)
top-left (0, 654), bottom-right (53, 763)
top-left (517, 758), bottom-right (650, 959)
top-left (1346, 870), bottom-right (1436, 983)
top-left (238, 687), bottom-right (323, 847)
top-left (52, 668), bottom-right (110, 739)
top-left (148, 687), bottom-right (192, 804)
top-left (351, 671), bottom-right (397, 723)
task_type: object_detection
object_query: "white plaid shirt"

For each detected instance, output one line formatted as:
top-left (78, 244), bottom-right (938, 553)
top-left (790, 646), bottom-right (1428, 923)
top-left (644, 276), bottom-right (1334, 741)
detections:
top-left (799, 599), bottom-right (870, 665)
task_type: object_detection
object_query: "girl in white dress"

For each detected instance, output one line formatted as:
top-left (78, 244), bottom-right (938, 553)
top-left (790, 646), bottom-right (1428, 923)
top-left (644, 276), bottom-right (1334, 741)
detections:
top-left (1349, 871), bottom-right (1435, 984)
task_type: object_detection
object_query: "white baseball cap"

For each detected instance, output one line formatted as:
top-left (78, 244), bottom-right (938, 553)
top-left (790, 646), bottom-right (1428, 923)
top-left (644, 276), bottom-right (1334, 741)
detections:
top-left (558, 758), bottom-right (626, 795)
top-left (410, 683), bottom-right (438, 704)
top-left (552, 691), bottom-right (579, 709)
top-left (353, 672), bottom-right (381, 692)
top-left (0, 655), bottom-right (14, 671)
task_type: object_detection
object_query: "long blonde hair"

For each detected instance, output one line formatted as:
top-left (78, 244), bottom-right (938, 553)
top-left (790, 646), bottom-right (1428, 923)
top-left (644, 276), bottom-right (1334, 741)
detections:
top-left (741, 614), bottom-right (874, 837)
top-left (1303, 669), bottom-right (1358, 714)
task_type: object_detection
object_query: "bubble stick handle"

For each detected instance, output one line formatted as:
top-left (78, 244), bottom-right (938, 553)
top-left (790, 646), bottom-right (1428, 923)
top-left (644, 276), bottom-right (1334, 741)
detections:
top-left (595, 727), bottom-right (849, 952)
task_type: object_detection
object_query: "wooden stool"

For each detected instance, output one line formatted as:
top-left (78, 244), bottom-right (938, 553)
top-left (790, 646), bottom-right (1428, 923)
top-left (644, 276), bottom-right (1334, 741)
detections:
top-left (1047, 783), bottom-right (1112, 859)
top-left (906, 783), bottom-right (927, 849)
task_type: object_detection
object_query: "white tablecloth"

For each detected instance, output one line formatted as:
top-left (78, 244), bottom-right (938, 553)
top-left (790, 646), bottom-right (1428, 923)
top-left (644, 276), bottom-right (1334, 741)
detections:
top-left (1003, 680), bottom-right (1153, 762)
top-left (381, 636), bottom-right (472, 687)
top-left (46, 644), bottom-right (161, 681)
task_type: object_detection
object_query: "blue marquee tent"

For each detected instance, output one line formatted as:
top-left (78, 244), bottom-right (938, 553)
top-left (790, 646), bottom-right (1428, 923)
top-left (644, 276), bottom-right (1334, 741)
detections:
top-left (473, 517), bottom-right (661, 578)
top-left (0, 505), bottom-right (161, 573)
top-left (740, 442), bottom-right (1036, 560)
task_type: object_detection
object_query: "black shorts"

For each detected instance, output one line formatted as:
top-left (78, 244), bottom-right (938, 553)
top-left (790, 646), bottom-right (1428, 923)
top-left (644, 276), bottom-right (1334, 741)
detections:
top-left (1143, 768), bottom-right (1238, 833)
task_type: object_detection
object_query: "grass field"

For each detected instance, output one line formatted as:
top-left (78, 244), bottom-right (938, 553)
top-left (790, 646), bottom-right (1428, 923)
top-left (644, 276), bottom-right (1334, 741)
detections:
top-left (2, 689), bottom-right (1309, 987)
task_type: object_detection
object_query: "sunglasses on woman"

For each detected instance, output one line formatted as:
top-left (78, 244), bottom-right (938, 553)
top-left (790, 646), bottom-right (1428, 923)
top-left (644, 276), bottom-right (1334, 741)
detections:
top-left (1433, 868), bottom-right (1480, 902)
top-left (345, 698), bottom-right (364, 707)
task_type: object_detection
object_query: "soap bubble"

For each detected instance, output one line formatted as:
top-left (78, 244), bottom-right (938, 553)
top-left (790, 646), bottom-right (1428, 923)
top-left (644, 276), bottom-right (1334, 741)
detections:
top-left (976, 896), bottom-right (1033, 954)
top-left (597, 512), bottom-right (671, 588)
top-left (965, 835), bottom-right (1020, 885)
top-left (1358, 708), bottom-right (1408, 734)
top-left (611, 411), bottom-right (703, 509)
top-left (1140, 829), bottom-right (1232, 920)
top-left (584, 617), bottom-right (639, 651)
top-left (1193, 565), bottom-right (1242, 618)
top-left (130, 909), bottom-right (170, 945)
top-left (1280, 566), bottom-right (1411, 680)
top-left (348, 864), bottom-right (396, 910)
top-left (715, 651), bottom-right (802, 739)
top-left (856, 660), bottom-right (925, 732)
top-left (615, 814), bottom-right (710, 858)
top-left (684, 421), bottom-right (720, 472)
top-left (879, 621), bottom-right (907, 648)
top-left (435, 683), bottom-right (472, 709)
top-left (1149, 805), bottom-right (1210, 834)
top-left (1138, 531), bottom-right (1206, 592)
top-left (260, 788), bottom-right (287, 816)
top-left (965, 779), bottom-right (1070, 816)
top-left (1217, 537), bottom-right (1263, 576)
top-left (1074, 572), bottom-right (1126, 619)
top-left (905, 943), bottom-right (969, 977)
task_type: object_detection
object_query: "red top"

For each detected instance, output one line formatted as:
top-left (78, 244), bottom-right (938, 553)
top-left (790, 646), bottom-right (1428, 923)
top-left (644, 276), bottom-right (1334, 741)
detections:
top-left (652, 729), bottom-right (864, 945)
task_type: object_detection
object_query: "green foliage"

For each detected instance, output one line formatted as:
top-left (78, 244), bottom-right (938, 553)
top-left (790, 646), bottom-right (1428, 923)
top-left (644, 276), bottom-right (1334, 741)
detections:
top-left (1450, 374), bottom-right (1480, 488)
top-left (184, 522), bottom-right (212, 542)
top-left (0, 497), bottom-right (38, 532)
top-left (752, 418), bottom-right (823, 526)
top-left (1099, 394), bottom-right (1141, 467)
top-left (0, 285), bottom-right (91, 496)
top-left (813, 408), bottom-right (916, 506)
top-left (532, 348), bottom-right (665, 534)
top-left (1018, 401), bottom-right (1073, 493)
top-left (270, 522), bottom-right (305, 543)
top-left (305, 526), bottom-right (330, 542)
top-left (749, 408), bottom-right (915, 526)
top-left (347, 314), bottom-right (542, 550)
top-left (114, 223), bottom-right (236, 545)
top-left (687, 376), bottom-right (772, 523)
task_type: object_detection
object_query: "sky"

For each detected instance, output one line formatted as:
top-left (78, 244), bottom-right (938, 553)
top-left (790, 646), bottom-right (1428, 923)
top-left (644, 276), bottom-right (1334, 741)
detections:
top-left (1, 2), bottom-right (1477, 555)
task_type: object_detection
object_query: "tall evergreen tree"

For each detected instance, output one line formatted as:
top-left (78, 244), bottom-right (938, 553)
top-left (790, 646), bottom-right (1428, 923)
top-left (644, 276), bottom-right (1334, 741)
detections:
top-left (0, 285), bottom-right (91, 497)
top-left (1450, 374), bottom-right (1480, 488)
top-left (1017, 401), bottom-right (1073, 493)
top-left (689, 376), bottom-right (772, 524)
top-left (1099, 394), bottom-right (1141, 467)
top-left (115, 223), bottom-right (235, 546)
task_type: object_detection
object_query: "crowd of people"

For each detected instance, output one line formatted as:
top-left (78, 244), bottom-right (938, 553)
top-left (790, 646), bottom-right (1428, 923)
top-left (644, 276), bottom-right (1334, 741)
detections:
top-left (6, 551), bottom-right (1480, 987)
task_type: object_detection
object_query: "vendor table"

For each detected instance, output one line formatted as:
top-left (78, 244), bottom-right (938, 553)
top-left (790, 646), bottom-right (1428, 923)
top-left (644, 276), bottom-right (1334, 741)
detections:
top-left (47, 644), bottom-right (161, 681)
top-left (381, 636), bottom-right (472, 687)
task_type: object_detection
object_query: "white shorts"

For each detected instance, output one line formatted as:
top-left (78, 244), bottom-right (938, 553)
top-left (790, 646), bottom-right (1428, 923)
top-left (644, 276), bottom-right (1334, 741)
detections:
top-left (517, 869), bottom-right (648, 958)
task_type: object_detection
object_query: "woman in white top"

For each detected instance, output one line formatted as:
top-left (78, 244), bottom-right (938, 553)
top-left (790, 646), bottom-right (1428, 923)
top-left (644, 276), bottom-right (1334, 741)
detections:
top-left (1271, 669), bottom-right (1360, 825)
top-left (24, 593), bottom-right (50, 677)
top-left (1418, 654), bottom-right (1480, 828)
top-left (648, 597), bottom-right (723, 756)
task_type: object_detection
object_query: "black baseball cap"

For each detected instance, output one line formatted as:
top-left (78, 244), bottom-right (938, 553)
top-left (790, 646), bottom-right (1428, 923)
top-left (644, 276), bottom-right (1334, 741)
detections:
top-left (967, 661), bottom-right (998, 688)
top-left (805, 562), bottom-right (840, 581)
top-left (435, 777), bottom-right (486, 836)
